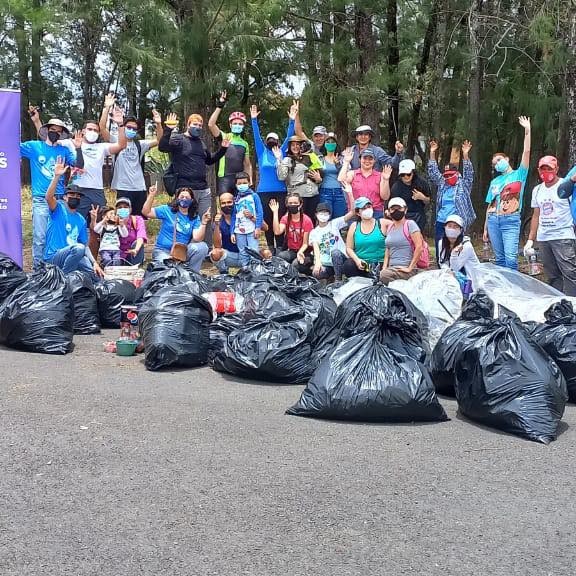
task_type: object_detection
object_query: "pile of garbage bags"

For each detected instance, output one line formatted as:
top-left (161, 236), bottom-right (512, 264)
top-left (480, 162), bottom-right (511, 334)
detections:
top-left (67, 271), bottom-right (101, 335)
top-left (0, 253), bottom-right (27, 302)
top-left (430, 292), bottom-right (567, 444)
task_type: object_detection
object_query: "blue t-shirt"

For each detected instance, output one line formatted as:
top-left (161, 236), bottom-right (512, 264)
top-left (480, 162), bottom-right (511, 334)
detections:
top-left (20, 141), bottom-right (76, 198)
top-left (437, 186), bottom-right (456, 223)
top-left (44, 202), bottom-right (88, 261)
top-left (155, 204), bottom-right (200, 251)
top-left (218, 217), bottom-right (239, 253)
top-left (320, 160), bottom-right (341, 190)
top-left (485, 165), bottom-right (529, 215)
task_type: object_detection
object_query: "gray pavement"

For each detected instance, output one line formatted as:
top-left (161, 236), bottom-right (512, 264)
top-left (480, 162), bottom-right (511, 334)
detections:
top-left (1, 330), bottom-right (575, 576)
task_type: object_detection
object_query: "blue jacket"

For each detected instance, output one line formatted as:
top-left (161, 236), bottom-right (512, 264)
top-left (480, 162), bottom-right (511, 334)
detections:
top-left (231, 190), bottom-right (264, 233)
top-left (252, 118), bottom-right (295, 193)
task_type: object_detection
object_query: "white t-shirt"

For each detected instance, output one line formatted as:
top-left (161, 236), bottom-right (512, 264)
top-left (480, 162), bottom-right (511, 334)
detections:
top-left (75, 142), bottom-right (110, 190)
top-left (531, 181), bottom-right (576, 242)
top-left (309, 216), bottom-right (347, 267)
top-left (439, 237), bottom-right (480, 274)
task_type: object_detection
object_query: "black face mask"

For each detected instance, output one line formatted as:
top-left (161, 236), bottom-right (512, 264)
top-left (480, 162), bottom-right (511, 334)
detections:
top-left (48, 131), bottom-right (60, 144)
top-left (67, 198), bottom-right (80, 209)
top-left (390, 210), bottom-right (405, 221)
top-left (266, 140), bottom-right (278, 150)
top-left (287, 205), bottom-right (300, 215)
top-left (221, 205), bottom-right (233, 215)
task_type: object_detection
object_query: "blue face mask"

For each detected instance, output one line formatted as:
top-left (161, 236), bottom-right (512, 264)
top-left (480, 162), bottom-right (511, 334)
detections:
top-left (237, 183), bottom-right (250, 194)
top-left (117, 208), bottom-right (130, 219)
top-left (231, 124), bottom-right (244, 135)
top-left (125, 128), bottom-right (138, 139)
top-left (188, 126), bottom-right (202, 138)
top-left (495, 158), bottom-right (510, 173)
top-left (179, 198), bottom-right (192, 208)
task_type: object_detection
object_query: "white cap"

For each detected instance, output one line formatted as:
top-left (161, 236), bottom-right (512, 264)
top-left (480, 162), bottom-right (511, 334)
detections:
top-left (355, 125), bottom-right (374, 134)
top-left (388, 197), bottom-right (407, 209)
top-left (265, 132), bottom-right (280, 141)
top-left (398, 159), bottom-right (416, 174)
top-left (445, 214), bottom-right (464, 228)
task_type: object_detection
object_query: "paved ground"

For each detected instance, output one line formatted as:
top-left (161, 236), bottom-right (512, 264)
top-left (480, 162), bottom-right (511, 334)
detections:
top-left (1, 330), bottom-right (575, 576)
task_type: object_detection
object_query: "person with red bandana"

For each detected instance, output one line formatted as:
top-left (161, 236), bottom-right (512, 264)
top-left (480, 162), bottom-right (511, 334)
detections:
top-left (524, 155), bottom-right (576, 295)
top-left (427, 139), bottom-right (476, 262)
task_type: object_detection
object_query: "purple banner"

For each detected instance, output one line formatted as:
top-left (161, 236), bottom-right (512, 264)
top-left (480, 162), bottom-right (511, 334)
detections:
top-left (0, 89), bottom-right (23, 267)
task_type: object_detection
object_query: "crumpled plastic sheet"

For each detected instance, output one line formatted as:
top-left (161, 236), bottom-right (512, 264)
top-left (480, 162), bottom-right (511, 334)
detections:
top-left (331, 277), bottom-right (374, 306)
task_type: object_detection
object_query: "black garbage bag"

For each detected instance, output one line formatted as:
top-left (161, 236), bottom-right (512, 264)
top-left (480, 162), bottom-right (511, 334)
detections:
top-left (209, 313), bottom-right (247, 361)
top-left (460, 290), bottom-right (494, 320)
top-left (242, 286), bottom-right (296, 318)
top-left (212, 310), bottom-right (314, 384)
top-left (0, 253), bottom-right (27, 304)
top-left (139, 284), bottom-right (213, 370)
top-left (245, 248), bottom-right (298, 279)
top-left (529, 300), bottom-right (576, 402)
top-left (287, 326), bottom-right (448, 422)
top-left (334, 284), bottom-right (429, 362)
top-left (95, 279), bottom-right (136, 328)
top-left (454, 315), bottom-right (567, 444)
top-left (67, 271), bottom-right (101, 334)
top-left (0, 265), bottom-right (74, 354)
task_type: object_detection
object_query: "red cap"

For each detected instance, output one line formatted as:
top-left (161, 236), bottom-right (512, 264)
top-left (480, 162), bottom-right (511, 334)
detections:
top-left (538, 155), bottom-right (558, 170)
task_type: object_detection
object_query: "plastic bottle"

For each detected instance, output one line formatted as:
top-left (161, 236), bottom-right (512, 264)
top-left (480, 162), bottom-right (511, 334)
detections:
top-left (482, 241), bottom-right (491, 261)
top-left (529, 254), bottom-right (540, 276)
top-left (202, 292), bottom-right (244, 316)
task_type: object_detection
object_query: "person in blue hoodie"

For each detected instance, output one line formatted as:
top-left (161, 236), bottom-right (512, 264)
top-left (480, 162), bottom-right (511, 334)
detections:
top-left (250, 102), bottom-right (297, 250)
top-left (230, 172), bottom-right (265, 268)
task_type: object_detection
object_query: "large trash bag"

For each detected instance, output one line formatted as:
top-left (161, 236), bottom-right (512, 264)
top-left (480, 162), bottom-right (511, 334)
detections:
top-left (0, 253), bottom-right (27, 304)
top-left (67, 271), bottom-right (101, 334)
top-left (95, 279), bottom-right (136, 328)
top-left (211, 310), bottom-right (315, 384)
top-left (286, 326), bottom-right (448, 422)
top-left (139, 284), bottom-right (213, 370)
top-left (0, 265), bottom-right (74, 354)
top-left (529, 300), bottom-right (576, 402)
top-left (334, 284), bottom-right (429, 362)
top-left (209, 313), bottom-right (247, 361)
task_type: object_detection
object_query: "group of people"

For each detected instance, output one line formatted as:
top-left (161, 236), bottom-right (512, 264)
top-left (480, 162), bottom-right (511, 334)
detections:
top-left (19, 95), bottom-right (576, 296)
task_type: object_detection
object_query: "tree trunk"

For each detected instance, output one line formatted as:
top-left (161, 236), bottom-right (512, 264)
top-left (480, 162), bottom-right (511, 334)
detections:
top-left (386, 0), bottom-right (400, 150)
top-left (566, 7), bottom-right (576, 166)
top-left (30, 0), bottom-right (42, 109)
top-left (333, 6), bottom-right (350, 145)
top-left (468, 0), bottom-right (483, 152)
top-left (14, 16), bottom-right (32, 141)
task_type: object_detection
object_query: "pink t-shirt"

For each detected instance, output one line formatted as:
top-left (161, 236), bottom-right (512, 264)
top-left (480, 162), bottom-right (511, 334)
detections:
top-left (280, 214), bottom-right (314, 250)
top-left (119, 215), bottom-right (148, 256)
top-left (351, 169), bottom-right (383, 210)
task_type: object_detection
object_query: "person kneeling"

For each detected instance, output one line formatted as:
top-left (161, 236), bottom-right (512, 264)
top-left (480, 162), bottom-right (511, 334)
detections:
top-left (43, 157), bottom-right (104, 279)
top-left (142, 184), bottom-right (210, 271)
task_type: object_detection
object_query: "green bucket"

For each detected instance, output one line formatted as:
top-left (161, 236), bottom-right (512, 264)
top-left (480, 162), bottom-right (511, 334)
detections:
top-left (116, 339), bottom-right (138, 357)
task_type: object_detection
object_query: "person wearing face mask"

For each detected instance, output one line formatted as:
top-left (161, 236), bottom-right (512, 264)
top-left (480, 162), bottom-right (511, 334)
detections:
top-left (207, 91), bottom-right (253, 193)
top-left (91, 206), bottom-right (129, 268)
top-left (158, 111), bottom-right (230, 249)
top-left (210, 192), bottom-right (242, 272)
top-left (483, 116), bottom-right (531, 270)
top-left (347, 125), bottom-right (404, 171)
top-left (379, 197), bottom-right (426, 284)
top-left (249, 102), bottom-right (297, 250)
top-left (270, 193), bottom-right (314, 265)
top-left (42, 157), bottom-right (104, 279)
top-left (113, 198), bottom-right (148, 265)
top-left (142, 185), bottom-right (211, 271)
top-left (523, 156), bottom-right (576, 295)
top-left (318, 133), bottom-right (348, 218)
top-left (343, 197), bottom-right (391, 278)
top-left (438, 214), bottom-right (480, 293)
top-left (427, 139), bottom-right (476, 262)
top-left (20, 112), bottom-right (81, 269)
top-left (98, 94), bottom-right (163, 215)
top-left (229, 172), bottom-right (264, 268)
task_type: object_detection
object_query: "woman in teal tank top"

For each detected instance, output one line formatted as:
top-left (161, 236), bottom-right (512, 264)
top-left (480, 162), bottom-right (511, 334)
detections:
top-left (343, 196), bottom-right (391, 277)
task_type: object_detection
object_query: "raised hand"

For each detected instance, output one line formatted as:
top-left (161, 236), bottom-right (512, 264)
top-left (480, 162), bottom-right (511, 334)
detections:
top-left (89, 203), bottom-right (99, 221)
top-left (382, 165), bottom-right (393, 180)
top-left (104, 93), bottom-right (116, 109)
top-left (250, 104), bottom-right (260, 119)
top-left (221, 135), bottom-right (231, 148)
top-left (269, 199), bottom-right (279, 213)
top-left (165, 113), bottom-right (178, 128)
top-left (518, 116), bottom-right (531, 130)
top-left (148, 183), bottom-right (158, 197)
top-left (202, 207), bottom-right (212, 224)
top-left (151, 108), bottom-right (162, 124)
top-left (28, 105), bottom-right (39, 119)
top-left (272, 145), bottom-right (283, 160)
top-left (54, 156), bottom-right (69, 177)
top-left (395, 141), bottom-right (404, 154)
top-left (218, 90), bottom-right (227, 105)
top-left (288, 101), bottom-right (298, 120)
top-left (342, 147), bottom-right (354, 164)
top-left (73, 130), bottom-right (83, 149)
top-left (461, 139), bottom-right (472, 156)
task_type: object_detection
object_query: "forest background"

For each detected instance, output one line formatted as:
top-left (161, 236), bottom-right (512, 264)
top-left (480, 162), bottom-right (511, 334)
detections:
top-left (3, 0), bottom-right (576, 226)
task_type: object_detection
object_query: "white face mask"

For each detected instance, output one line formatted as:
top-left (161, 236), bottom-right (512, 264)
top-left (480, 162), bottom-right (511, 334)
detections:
top-left (84, 130), bottom-right (99, 143)
top-left (360, 208), bottom-right (374, 220)
top-left (317, 213), bottom-right (330, 223)
top-left (445, 228), bottom-right (461, 239)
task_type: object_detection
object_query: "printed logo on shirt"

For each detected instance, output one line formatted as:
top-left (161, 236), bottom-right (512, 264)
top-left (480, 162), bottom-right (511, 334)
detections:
top-left (541, 201), bottom-right (554, 217)
top-left (499, 180), bottom-right (522, 215)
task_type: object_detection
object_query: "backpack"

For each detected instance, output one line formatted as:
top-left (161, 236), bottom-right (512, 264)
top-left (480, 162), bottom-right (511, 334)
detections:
top-left (402, 221), bottom-right (430, 269)
top-left (163, 163), bottom-right (178, 197)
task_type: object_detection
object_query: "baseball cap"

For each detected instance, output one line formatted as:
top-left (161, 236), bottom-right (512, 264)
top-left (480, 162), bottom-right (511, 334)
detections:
top-left (326, 131), bottom-right (337, 140)
top-left (360, 148), bottom-right (375, 158)
top-left (388, 197), bottom-right (407, 209)
top-left (312, 126), bottom-right (327, 135)
top-left (538, 155), bottom-right (558, 170)
top-left (316, 202), bottom-right (332, 214)
top-left (398, 159), bottom-right (416, 175)
top-left (445, 214), bottom-right (464, 228)
top-left (115, 197), bottom-right (132, 207)
top-left (65, 183), bottom-right (84, 195)
top-left (354, 196), bottom-right (372, 209)
top-left (265, 132), bottom-right (280, 141)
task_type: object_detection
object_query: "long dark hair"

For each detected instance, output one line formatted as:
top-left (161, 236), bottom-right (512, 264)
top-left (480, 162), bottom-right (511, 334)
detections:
top-left (170, 187), bottom-right (199, 220)
top-left (439, 230), bottom-right (465, 264)
top-left (287, 143), bottom-right (313, 173)
top-left (284, 192), bottom-right (303, 248)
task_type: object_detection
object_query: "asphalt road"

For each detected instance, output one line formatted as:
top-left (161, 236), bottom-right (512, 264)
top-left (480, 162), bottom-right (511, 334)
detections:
top-left (1, 330), bottom-right (575, 576)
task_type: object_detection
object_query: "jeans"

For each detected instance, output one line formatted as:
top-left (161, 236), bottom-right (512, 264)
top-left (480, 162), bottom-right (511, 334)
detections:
top-left (78, 188), bottom-right (106, 223)
top-left (48, 243), bottom-right (94, 275)
top-left (539, 239), bottom-right (576, 296)
top-left (342, 258), bottom-right (372, 278)
top-left (152, 242), bottom-right (209, 272)
top-left (212, 249), bottom-right (242, 273)
top-left (217, 175), bottom-right (236, 194)
top-left (319, 187), bottom-right (348, 218)
top-left (32, 197), bottom-right (50, 268)
top-left (302, 196), bottom-right (319, 222)
top-left (259, 192), bottom-right (286, 249)
top-left (487, 213), bottom-right (521, 270)
top-left (235, 232), bottom-right (260, 267)
top-left (122, 242), bottom-right (145, 265)
top-left (116, 190), bottom-right (146, 217)
top-left (192, 188), bottom-right (213, 248)
top-left (314, 249), bottom-right (346, 280)
top-left (100, 250), bottom-right (121, 267)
